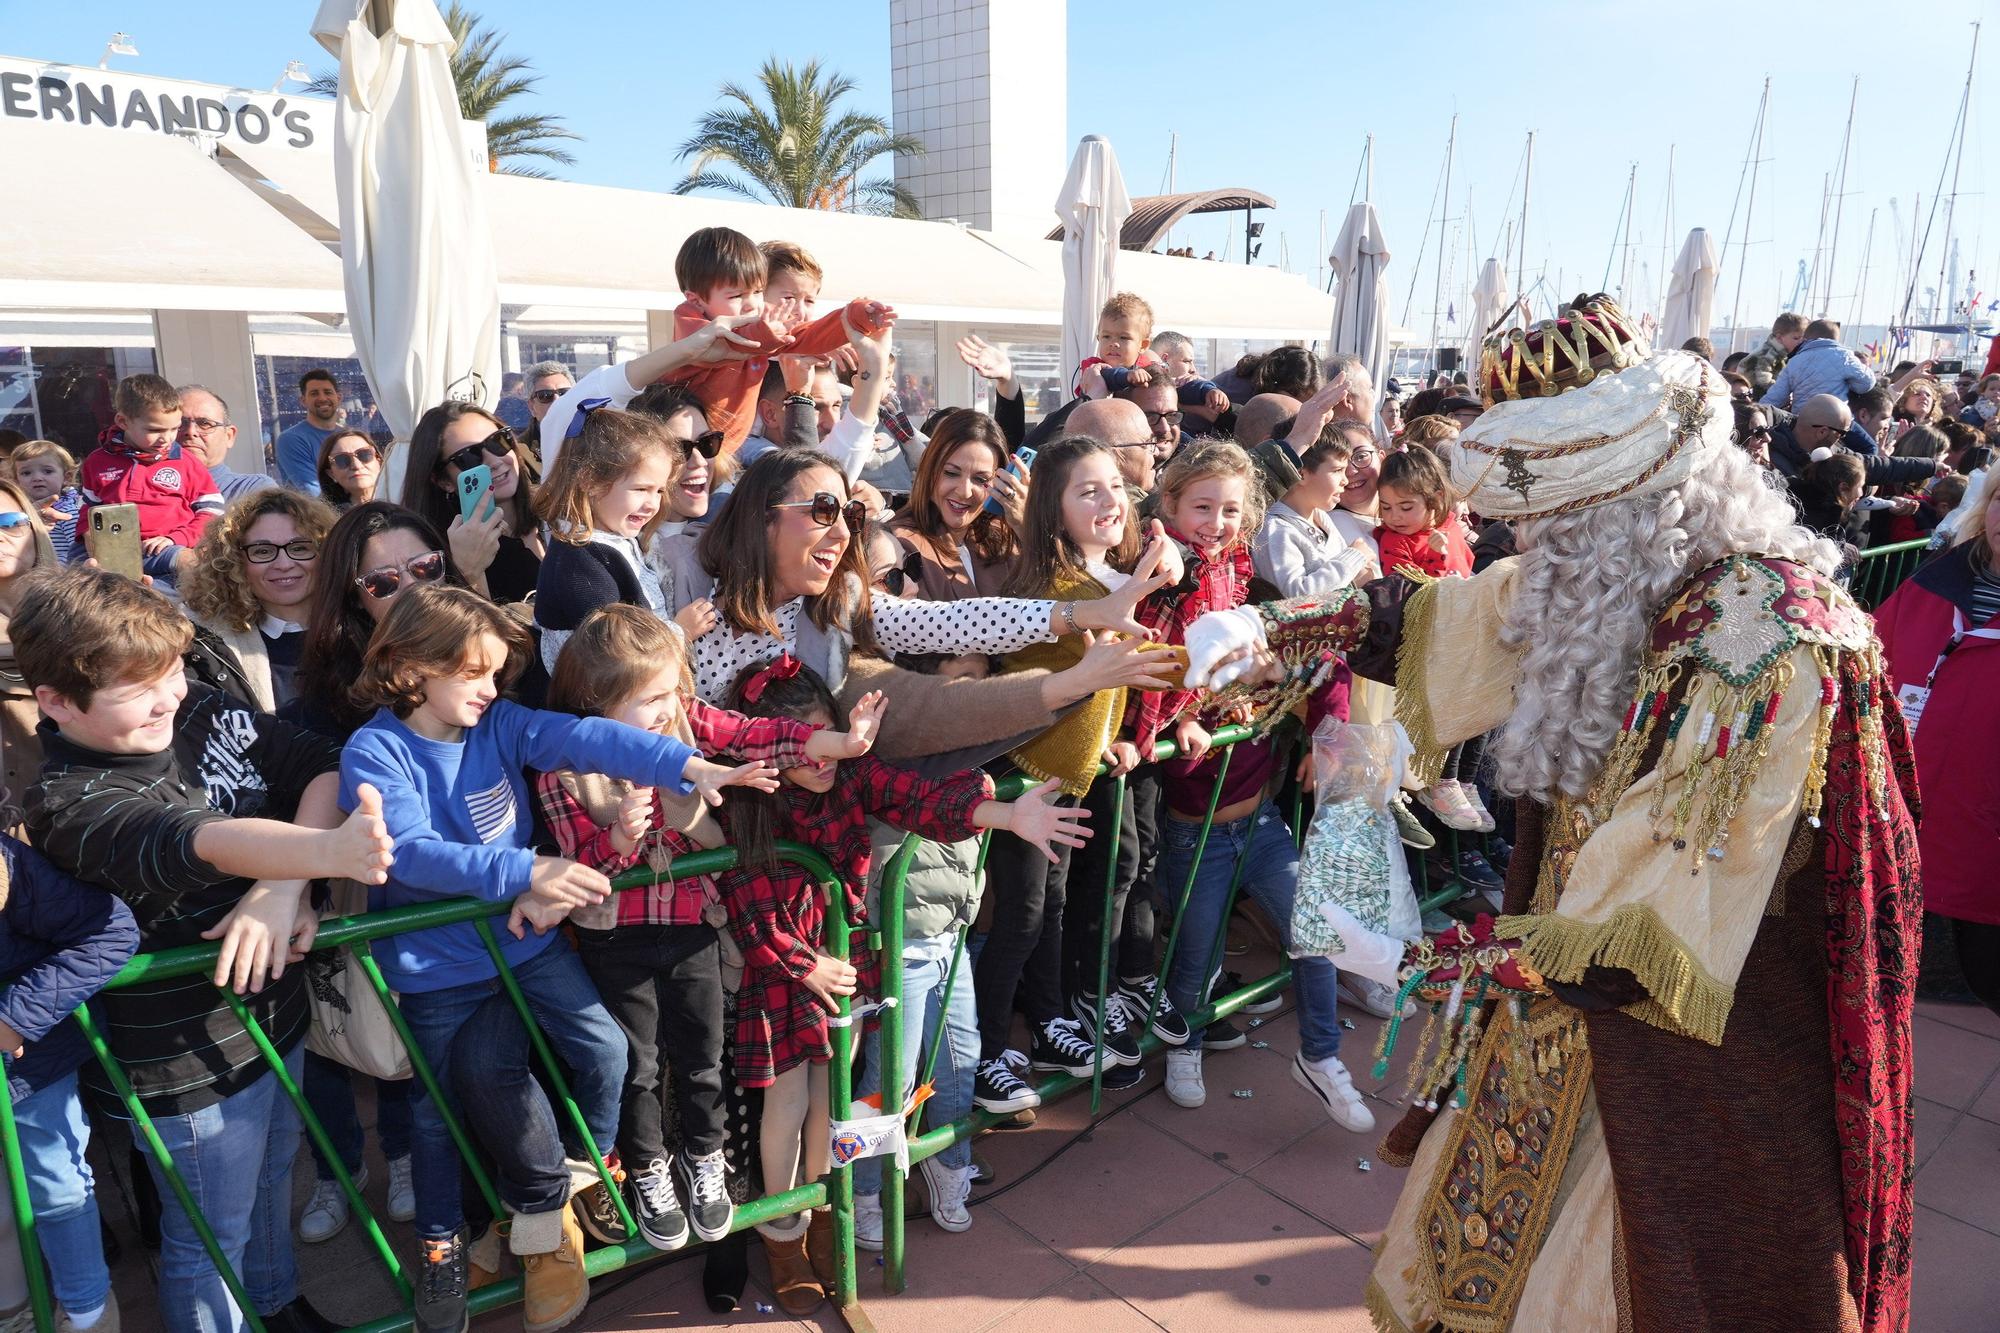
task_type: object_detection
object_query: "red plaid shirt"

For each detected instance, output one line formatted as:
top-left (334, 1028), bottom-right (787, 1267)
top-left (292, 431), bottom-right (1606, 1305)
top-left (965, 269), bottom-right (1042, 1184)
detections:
top-left (534, 699), bottom-right (818, 926)
top-left (1128, 532), bottom-right (1255, 755)
top-left (719, 755), bottom-right (994, 980)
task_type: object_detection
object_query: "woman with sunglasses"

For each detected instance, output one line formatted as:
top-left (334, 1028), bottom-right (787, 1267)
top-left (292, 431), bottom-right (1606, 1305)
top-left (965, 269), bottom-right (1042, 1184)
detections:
top-left (0, 479), bottom-right (59, 834)
top-left (629, 382), bottom-right (725, 531)
top-left (1732, 401), bottom-right (1775, 469)
top-left (401, 402), bottom-right (544, 605)
top-left (179, 490), bottom-right (339, 713)
top-left (316, 428), bottom-right (387, 510)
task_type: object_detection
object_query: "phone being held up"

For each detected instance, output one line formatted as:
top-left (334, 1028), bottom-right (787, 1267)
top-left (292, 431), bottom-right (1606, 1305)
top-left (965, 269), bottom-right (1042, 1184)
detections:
top-left (457, 464), bottom-right (496, 524)
top-left (86, 503), bottom-right (143, 582)
top-left (983, 446), bottom-right (1036, 517)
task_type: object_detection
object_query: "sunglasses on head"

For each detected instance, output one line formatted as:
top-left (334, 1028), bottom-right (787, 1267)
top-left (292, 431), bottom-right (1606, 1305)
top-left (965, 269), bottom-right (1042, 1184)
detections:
top-left (328, 446), bottom-right (377, 470)
top-left (441, 430), bottom-right (515, 474)
top-left (678, 431), bottom-right (724, 460)
top-left (354, 549), bottom-right (446, 600)
top-left (874, 548), bottom-right (924, 596)
top-left (529, 388), bottom-right (563, 405)
top-left (769, 491), bottom-right (866, 533)
top-left (242, 538), bottom-right (318, 565)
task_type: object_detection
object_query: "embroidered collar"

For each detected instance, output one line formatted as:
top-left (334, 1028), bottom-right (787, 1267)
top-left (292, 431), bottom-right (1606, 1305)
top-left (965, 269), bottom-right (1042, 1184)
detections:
top-left (1649, 553), bottom-right (1873, 688)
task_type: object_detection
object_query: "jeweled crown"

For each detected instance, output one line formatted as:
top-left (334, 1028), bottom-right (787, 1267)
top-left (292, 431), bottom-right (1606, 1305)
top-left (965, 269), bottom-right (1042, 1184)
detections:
top-left (1478, 293), bottom-right (1651, 406)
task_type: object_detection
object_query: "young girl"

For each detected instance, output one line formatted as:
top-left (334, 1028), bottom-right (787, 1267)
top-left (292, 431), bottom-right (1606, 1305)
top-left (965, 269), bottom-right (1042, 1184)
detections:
top-left (8, 440), bottom-right (82, 563)
top-left (1142, 443), bottom-right (1378, 1128)
top-left (534, 405), bottom-right (695, 671)
top-left (338, 584), bottom-right (780, 1330)
top-left (1371, 448), bottom-right (1491, 833)
top-left (977, 438), bottom-right (1172, 1112)
top-left (718, 654), bottom-right (1087, 1316)
top-left (536, 604), bottom-right (883, 1252)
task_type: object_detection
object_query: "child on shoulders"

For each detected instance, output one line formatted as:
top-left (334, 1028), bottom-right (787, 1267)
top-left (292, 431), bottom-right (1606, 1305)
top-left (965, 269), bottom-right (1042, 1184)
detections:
top-left (76, 375), bottom-right (223, 582)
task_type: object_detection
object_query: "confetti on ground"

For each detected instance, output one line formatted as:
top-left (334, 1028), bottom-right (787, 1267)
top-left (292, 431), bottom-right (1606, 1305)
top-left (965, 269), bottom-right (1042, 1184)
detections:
top-left (1340, 1018), bottom-right (1357, 1030)
top-left (1232, 1089), bottom-right (1255, 1099)
top-left (1251, 1040), bottom-right (1270, 1049)
top-left (1357, 1158), bottom-right (1373, 1172)
top-left (1248, 1017), bottom-right (1266, 1028)
top-left (756, 1302), bottom-right (775, 1314)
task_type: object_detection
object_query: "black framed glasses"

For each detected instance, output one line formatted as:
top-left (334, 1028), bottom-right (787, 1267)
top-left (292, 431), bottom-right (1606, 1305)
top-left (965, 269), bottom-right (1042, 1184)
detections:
top-left (242, 538), bottom-right (319, 565)
top-left (1745, 426), bottom-right (1773, 441)
top-left (327, 445), bottom-right (377, 471)
top-left (441, 430), bottom-right (515, 474)
top-left (355, 549), bottom-right (446, 599)
top-left (769, 491), bottom-right (866, 533)
top-left (678, 430), bottom-right (724, 460)
top-left (1142, 409), bottom-right (1183, 433)
top-left (529, 388), bottom-right (564, 405)
top-left (874, 548), bottom-right (924, 596)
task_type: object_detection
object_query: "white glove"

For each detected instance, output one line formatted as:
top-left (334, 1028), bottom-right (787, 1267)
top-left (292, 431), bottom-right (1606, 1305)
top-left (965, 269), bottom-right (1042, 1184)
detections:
top-left (1184, 606), bottom-right (1268, 690)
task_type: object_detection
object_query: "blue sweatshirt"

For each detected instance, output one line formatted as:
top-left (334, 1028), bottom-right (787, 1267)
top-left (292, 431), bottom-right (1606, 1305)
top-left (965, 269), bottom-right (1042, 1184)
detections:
top-left (339, 699), bottom-right (701, 993)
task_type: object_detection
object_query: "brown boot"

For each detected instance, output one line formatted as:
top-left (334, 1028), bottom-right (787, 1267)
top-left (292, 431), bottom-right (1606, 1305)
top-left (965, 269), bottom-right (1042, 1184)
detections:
top-left (468, 1219), bottom-right (505, 1291)
top-left (759, 1229), bottom-right (825, 1316)
top-left (515, 1205), bottom-right (589, 1333)
top-left (805, 1207), bottom-right (838, 1290)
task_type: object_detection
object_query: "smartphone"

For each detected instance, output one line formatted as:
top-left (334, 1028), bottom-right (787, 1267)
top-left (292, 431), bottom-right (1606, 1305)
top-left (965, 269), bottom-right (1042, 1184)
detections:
top-left (983, 446), bottom-right (1036, 517)
top-left (1932, 359), bottom-right (1964, 377)
top-left (87, 503), bottom-right (143, 581)
top-left (457, 464), bottom-right (495, 523)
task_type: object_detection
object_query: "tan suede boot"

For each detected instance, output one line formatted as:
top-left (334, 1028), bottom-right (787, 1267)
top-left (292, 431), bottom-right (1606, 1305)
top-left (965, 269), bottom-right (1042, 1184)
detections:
top-left (514, 1205), bottom-right (589, 1333)
top-left (805, 1207), bottom-right (838, 1290)
top-left (467, 1220), bottom-right (505, 1291)
top-left (759, 1229), bottom-right (825, 1316)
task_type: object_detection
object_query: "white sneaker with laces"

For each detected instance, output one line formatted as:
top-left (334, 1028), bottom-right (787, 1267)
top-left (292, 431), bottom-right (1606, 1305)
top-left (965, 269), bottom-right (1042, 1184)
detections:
top-left (918, 1156), bottom-right (973, 1233)
top-left (1458, 781), bottom-right (1497, 832)
top-left (299, 1166), bottom-right (366, 1243)
top-left (387, 1154), bottom-right (416, 1223)
top-left (1338, 973), bottom-right (1413, 1020)
top-left (1292, 1054), bottom-right (1375, 1132)
top-left (1165, 1048), bottom-right (1206, 1109)
top-left (853, 1194), bottom-right (884, 1251)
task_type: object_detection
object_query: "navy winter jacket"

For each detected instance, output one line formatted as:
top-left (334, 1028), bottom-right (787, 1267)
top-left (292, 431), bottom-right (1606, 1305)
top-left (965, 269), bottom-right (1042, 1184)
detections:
top-left (0, 834), bottom-right (138, 1101)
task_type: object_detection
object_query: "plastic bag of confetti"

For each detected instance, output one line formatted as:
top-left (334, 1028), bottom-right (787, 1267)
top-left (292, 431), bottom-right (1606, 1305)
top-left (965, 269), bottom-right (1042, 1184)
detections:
top-left (1292, 720), bottom-right (1418, 983)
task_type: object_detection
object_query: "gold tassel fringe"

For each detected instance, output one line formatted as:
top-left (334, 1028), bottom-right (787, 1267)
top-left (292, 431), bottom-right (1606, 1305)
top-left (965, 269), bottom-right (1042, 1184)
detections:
top-left (1497, 903), bottom-right (1734, 1046)
top-left (1393, 575), bottom-right (1449, 788)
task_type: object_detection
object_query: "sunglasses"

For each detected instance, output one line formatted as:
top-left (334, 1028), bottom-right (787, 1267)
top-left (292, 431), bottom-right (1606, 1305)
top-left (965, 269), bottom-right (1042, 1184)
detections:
top-left (0, 512), bottom-right (33, 531)
top-left (769, 491), bottom-right (867, 533)
top-left (354, 549), bottom-right (446, 600)
top-left (1746, 426), bottom-right (1773, 440)
top-left (679, 431), bottom-right (724, 461)
top-left (242, 538), bottom-right (319, 565)
top-left (441, 430), bottom-right (516, 474)
top-left (874, 549), bottom-right (924, 596)
top-left (529, 388), bottom-right (564, 405)
top-left (328, 446), bottom-right (377, 470)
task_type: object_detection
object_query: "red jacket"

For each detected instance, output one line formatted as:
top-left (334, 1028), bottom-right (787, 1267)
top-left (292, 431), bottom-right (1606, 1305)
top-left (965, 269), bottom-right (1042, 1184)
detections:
top-left (663, 298), bottom-right (875, 453)
top-left (78, 435), bottom-right (222, 548)
top-left (1373, 523), bottom-right (1474, 580)
top-left (1873, 543), bottom-right (2000, 923)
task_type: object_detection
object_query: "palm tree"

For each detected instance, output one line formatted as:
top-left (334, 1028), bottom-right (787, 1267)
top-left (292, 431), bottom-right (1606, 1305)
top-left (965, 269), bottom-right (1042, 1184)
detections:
top-left (674, 59), bottom-right (924, 218)
top-left (307, 2), bottom-right (578, 176)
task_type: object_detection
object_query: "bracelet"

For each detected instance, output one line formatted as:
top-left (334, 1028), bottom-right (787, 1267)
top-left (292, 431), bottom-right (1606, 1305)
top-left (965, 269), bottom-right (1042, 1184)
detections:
top-left (1060, 601), bottom-right (1079, 634)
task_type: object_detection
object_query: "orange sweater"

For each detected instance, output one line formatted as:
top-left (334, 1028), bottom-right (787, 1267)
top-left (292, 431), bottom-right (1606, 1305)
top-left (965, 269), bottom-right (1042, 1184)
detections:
top-left (663, 298), bottom-right (875, 452)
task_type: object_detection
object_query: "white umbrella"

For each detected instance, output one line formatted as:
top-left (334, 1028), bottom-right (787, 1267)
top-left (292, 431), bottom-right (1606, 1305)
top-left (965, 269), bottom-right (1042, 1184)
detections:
top-left (1465, 257), bottom-right (1512, 369)
top-left (1054, 135), bottom-right (1132, 394)
top-left (312, 0), bottom-right (500, 497)
top-left (1327, 202), bottom-right (1392, 386)
top-left (1659, 227), bottom-right (1719, 353)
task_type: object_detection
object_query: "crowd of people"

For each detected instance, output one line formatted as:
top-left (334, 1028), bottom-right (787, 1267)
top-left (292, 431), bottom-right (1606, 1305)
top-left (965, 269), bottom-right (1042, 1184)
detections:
top-left (0, 220), bottom-right (1992, 1333)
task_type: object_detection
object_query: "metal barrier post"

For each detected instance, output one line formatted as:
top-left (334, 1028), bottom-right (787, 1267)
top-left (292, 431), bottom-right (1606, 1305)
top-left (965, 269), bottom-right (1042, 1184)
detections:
top-left (876, 837), bottom-right (916, 1295)
top-left (817, 856), bottom-right (864, 1320)
top-left (0, 1055), bottom-right (55, 1333)
top-left (1087, 773), bottom-right (1126, 1113)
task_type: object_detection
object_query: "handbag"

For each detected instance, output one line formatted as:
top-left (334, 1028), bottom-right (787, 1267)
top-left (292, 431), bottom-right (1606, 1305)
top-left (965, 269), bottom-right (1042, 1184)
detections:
top-left (303, 878), bottom-right (412, 1080)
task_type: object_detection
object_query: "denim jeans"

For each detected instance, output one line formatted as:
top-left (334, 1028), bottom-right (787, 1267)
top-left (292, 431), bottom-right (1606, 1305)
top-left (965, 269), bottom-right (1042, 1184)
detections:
top-left (1156, 802), bottom-right (1342, 1062)
top-left (10, 1071), bottom-right (111, 1316)
top-left (855, 934), bottom-right (977, 1195)
top-left (301, 1052), bottom-right (412, 1182)
top-left (395, 934), bottom-right (626, 1239)
top-left (448, 996), bottom-right (569, 1219)
top-left (134, 1044), bottom-right (303, 1333)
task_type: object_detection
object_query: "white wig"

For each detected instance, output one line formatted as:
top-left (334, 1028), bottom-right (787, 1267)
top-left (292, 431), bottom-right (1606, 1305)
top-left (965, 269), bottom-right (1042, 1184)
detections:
top-left (1487, 443), bottom-right (1839, 803)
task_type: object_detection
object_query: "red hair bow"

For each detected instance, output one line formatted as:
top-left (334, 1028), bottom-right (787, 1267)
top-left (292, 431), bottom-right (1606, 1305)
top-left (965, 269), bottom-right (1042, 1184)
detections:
top-left (742, 653), bottom-right (802, 704)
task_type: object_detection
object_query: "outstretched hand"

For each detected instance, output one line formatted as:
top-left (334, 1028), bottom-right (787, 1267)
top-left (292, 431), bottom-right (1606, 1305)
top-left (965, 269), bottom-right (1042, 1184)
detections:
top-left (686, 757), bottom-right (782, 807)
top-left (1071, 533), bottom-right (1172, 637)
top-left (1005, 778), bottom-right (1092, 864)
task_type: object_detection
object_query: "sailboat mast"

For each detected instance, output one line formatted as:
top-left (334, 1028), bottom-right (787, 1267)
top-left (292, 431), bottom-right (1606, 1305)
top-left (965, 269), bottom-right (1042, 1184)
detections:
top-left (1658, 144), bottom-right (1676, 323)
top-left (1822, 78), bottom-right (1858, 315)
top-left (1849, 206), bottom-right (1878, 333)
top-left (1806, 173), bottom-right (1832, 316)
top-left (1514, 131), bottom-right (1535, 309)
top-left (1934, 22), bottom-right (1980, 330)
top-left (1603, 163), bottom-right (1636, 295)
top-left (1728, 79), bottom-right (1771, 349)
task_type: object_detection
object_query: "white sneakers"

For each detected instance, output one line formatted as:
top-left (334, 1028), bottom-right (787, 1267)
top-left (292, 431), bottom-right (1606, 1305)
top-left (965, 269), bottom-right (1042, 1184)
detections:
top-left (853, 1194), bottom-right (885, 1251)
top-left (1292, 1054), bottom-right (1376, 1132)
top-left (299, 1165), bottom-right (367, 1242)
top-left (1339, 973), bottom-right (1414, 1020)
top-left (387, 1154), bottom-right (416, 1223)
top-left (853, 1157), bottom-right (975, 1250)
top-left (1165, 1048), bottom-right (1206, 1108)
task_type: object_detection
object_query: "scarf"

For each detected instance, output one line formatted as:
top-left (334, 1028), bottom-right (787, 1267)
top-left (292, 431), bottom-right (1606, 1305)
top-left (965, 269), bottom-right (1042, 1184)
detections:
top-left (1128, 530), bottom-right (1251, 754)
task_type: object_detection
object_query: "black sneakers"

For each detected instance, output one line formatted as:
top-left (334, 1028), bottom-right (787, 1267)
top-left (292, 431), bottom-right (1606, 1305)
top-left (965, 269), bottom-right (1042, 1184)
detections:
top-left (973, 1057), bottom-right (1042, 1113)
top-left (1029, 1016), bottom-right (1104, 1078)
top-left (678, 1149), bottom-right (735, 1243)
top-left (1115, 974), bottom-right (1191, 1046)
top-left (414, 1233), bottom-right (470, 1333)
top-left (1069, 993), bottom-right (1142, 1066)
top-left (631, 1156), bottom-right (689, 1252)
top-left (1214, 970), bottom-right (1284, 1016)
top-left (1203, 1018), bottom-right (1249, 1050)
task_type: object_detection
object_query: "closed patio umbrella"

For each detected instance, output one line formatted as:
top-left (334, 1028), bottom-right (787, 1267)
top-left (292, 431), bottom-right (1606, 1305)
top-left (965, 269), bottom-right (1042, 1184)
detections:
top-left (1328, 202), bottom-right (1392, 386)
top-left (1660, 227), bottom-right (1719, 353)
top-left (1466, 257), bottom-right (1513, 371)
top-left (1054, 135), bottom-right (1132, 397)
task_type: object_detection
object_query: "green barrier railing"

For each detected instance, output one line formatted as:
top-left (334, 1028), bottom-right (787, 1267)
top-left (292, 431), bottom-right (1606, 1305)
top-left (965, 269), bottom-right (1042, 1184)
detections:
top-left (1850, 537), bottom-right (1932, 610)
top-left (3, 843), bottom-right (874, 1333)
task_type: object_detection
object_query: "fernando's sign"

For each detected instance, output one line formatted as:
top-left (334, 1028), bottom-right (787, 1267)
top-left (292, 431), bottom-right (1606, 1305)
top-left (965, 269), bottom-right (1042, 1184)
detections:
top-left (0, 57), bottom-right (329, 151)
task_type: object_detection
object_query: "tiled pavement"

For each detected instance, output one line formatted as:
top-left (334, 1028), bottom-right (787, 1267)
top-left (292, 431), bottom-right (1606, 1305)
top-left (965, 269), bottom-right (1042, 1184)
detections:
top-left (100, 990), bottom-right (2000, 1332)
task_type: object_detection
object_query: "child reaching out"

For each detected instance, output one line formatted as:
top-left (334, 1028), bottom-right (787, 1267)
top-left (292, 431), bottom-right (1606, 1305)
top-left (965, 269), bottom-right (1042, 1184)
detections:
top-left (337, 584), bottom-right (780, 1333)
top-left (536, 605), bottom-right (884, 1253)
top-left (717, 654), bottom-right (1087, 1317)
top-left (1074, 292), bottom-right (1167, 399)
top-left (8, 440), bottom-right (83, 563)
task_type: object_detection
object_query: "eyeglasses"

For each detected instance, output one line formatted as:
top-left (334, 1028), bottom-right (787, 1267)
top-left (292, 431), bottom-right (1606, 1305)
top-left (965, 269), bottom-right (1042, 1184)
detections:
top-left (327, 446), bottom-right (377, 471)
top-left (441, 430), bottom-right (515, 474)
top-left (873, 549), bottom-right (924, 596)
top-left (354, 549), bottom-right (446, 599)
top-left (529, 388), bottom-right (564, 405)
top-left (1142, 409), bottom-right (1183, 433)
top-left (678, 431), bottom-right (724, 461)
top-left (768, 492), bottom-right (866, 533)
top-left (178, 417), bottom-right (228, 435)
top-left (241, 538), bottom-right (319, 565)
top-left (0, 512), bottom-right (33, 531)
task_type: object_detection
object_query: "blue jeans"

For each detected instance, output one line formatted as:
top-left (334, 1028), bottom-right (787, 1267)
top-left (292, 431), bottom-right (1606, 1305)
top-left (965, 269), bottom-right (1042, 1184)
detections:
top-left (10, 1071), bottom-right (110, 1316)
top-left (395, 934), bottom-right (626, 1239)
top-left (135, 1044), bottom-right (304, 1333)
top-left (855, 934), bottom-right (977, 1195)
top-left (1157, 802), bottom-right (1342, 1062)
top-left (301, 1052), bottom-right (412, 1182)
top-left (449, 995), bottom-right (570, 1219)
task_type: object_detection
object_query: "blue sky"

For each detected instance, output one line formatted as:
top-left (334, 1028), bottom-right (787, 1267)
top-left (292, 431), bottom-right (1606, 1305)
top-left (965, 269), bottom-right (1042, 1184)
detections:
top-left (6, 1), bottom-right (1993, 337)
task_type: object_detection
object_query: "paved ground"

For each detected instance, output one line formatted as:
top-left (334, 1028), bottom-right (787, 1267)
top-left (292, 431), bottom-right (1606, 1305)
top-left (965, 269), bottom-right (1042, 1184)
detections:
top-left (96, 978), bottom-right (2000, 1332)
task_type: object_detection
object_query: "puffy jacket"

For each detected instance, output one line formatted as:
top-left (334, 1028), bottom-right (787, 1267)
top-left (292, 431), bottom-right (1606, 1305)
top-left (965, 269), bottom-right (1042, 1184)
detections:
top-left (1760, 338), bottom-right (1875, 411)
top-left (865, 819), bottom-right (982, 944)
top-left (1873, 543), bottom-right (2000, 923)
top-left (0, 834), bottom-right (140, 1101)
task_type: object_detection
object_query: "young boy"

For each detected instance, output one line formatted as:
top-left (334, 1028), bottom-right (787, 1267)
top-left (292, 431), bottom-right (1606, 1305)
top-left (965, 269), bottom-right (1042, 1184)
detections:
top-left (0, 832), bottom-right (139, 1333)
top-left (15, 566), bottom-right (395, 1333)
top-left (76, 375), bottom-right (223, 581)
top-left (1149, 330), bottom-right (1231, 424)
top-left (1074, 292), bottom-right (1165, 399)
top-left (1250, 420), bottom-right (1375, 599)
top-left (663, 227), bottom-right (892, 453)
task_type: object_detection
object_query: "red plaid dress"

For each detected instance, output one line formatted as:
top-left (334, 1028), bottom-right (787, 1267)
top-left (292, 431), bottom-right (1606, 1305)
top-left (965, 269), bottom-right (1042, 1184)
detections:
top-left (534, 700), bottom-right (818, 925)
top-left (719, 755), bottom-right (994, 1086)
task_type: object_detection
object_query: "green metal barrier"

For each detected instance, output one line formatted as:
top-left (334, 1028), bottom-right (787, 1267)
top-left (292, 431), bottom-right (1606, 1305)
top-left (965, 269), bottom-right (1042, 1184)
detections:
top-left (1849, 537), bottom-right (1932, 610)
top-left (2, 843), bottom-right (871, 1333)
